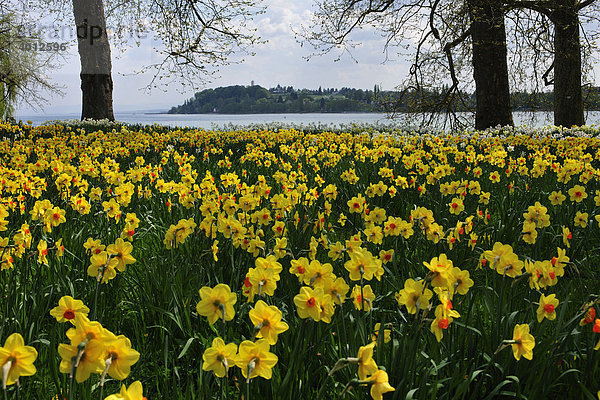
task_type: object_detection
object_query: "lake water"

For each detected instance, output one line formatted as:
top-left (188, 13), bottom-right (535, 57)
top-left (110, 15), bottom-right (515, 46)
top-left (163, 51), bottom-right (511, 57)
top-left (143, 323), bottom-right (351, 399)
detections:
top-left (14, 111), bottom-right (600, 130)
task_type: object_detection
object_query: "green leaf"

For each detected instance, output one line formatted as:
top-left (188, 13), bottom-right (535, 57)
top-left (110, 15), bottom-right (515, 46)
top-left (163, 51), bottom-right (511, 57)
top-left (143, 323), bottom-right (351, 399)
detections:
top-left (177, 337), bottom-right (195, 359)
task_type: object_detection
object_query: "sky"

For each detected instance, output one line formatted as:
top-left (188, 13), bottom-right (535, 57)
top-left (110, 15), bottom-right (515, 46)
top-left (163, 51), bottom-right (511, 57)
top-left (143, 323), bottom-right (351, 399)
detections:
top-left (14, 0), bottom-right (600, 116)
top-left (16, 0), bottom-right (407, 116)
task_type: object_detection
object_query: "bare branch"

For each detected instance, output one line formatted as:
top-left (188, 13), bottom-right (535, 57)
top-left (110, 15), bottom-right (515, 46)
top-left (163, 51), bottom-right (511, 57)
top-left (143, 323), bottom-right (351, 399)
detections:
top-left (578, 0), bottom-right (597, 10)
top-left (504, 0), bottom-right (552, 18)
top-left (542, 61), bottom-right (554, 85)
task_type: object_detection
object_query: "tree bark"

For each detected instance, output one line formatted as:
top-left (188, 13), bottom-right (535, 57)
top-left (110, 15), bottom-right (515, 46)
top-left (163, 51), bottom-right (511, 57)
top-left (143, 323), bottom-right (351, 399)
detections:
top-left (72, 0), bottom-right (114, 121)
top-left (469, 0), bottom-right (514, 130)
top-left (552, 1), bottom-right (584, 126)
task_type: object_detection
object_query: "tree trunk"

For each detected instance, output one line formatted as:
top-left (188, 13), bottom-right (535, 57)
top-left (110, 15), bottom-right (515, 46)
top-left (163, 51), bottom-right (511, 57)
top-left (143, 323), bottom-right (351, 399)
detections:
top-left (552, 2), bottom-right (584, 127)
top-left (469, 0), bottom-right (514, 130)
top-left (72, 0), bottom-right (114, 121)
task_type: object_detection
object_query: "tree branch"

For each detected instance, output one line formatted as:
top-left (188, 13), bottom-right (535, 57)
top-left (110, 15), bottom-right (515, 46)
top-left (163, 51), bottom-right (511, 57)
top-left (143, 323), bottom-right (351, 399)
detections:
top-left (442, 26), bottom-right (472, 95)
top-left (504, 0), bottom-right (552, 18)
top-left (542, 61), bottom-right (554, 86)
top-left (429, 0), bottom-right (441, 39)
top-left (333, 0), bottom-right (395, 43)
top-left (187, 0), bottom-right (242, 39)
top-left (578, 0), bottom-right (596, 10)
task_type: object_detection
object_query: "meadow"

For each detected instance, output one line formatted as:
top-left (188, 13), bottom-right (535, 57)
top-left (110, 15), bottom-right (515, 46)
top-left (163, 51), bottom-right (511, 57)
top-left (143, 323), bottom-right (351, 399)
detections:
top-left (0, 120), bottom-right (599, 399)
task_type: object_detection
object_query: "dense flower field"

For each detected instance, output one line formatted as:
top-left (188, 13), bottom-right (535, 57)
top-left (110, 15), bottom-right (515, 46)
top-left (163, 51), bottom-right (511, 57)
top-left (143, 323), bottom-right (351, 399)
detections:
top-left (0, 121), bottom-right (600, 399)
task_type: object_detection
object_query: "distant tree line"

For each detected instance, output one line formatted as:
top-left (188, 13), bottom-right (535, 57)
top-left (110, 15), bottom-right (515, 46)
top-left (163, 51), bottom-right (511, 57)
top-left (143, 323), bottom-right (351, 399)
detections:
top-left (168, 85), bottom-right (379, 114)
top-left (168, 84), bottom-right (600, 114)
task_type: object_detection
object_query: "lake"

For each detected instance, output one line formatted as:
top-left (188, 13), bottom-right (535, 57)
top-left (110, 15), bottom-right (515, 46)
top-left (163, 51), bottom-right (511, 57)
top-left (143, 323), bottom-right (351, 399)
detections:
top-left (14, 111), bottom-right (600, 130)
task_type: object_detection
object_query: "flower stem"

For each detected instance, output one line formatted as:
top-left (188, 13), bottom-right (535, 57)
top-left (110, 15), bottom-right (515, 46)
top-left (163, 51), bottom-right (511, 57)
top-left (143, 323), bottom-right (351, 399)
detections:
top-left (221, 305), bottom-right (227, 342)
top-left (360, 274), bottom-right (364, 311)
top-left (68, 373), bottom-right (74, 400)
top-left (230, 240), bottom-right (239, 291)
top-left (91, 277), bottom-right (100, 321)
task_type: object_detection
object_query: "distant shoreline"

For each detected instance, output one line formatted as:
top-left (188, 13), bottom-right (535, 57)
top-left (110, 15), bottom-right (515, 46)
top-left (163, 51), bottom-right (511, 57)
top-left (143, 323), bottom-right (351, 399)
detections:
top-left (164, 111), bottom-right (385, 115)
top-left (165, 109), bottom-right (600, 115)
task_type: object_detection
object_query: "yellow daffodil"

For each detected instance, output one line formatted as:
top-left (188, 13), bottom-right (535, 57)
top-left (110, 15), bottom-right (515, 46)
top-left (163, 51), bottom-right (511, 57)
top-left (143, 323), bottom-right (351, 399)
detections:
top-left (568, 185), bottom-right (587, 203)
top-left (37, 239), bottom-right (49, 264)
top-left (249, 300), bottom-right (289, 344)
top-left (87, 251), bottom-right (119, 283)
top-left (107, 238), bottom-right (136, 272)
top-left (448, 197), bottom-right (464, 215)
top-left (351, 285), bottom-right (375, 311)
top-left (366, 369), bottom-right (395, 400)
top-left (344, 248), bottom-right (381, 281)
top-left (102, 334), bottom-right (140, 380)
top-left (58, 338), bottom-right (105, 383)
top-left (196, 284), bottom-right (237, 325)
top-left (324, 277), bottom-right (350, 305)
top-left (0, 333), bottom-right (37, 387)
top-left (395, 278), bottom-right (432, 314)
top-left (293, 286), bottom-right (324, 321)
top-left (202, 337), bottom-right (237, 378)
top-left (548, 190), bottom-right (566, 206)
top-left (356, 342), bottom-right (378, 380)
top-left (371, 323), bottom-right (391, 344)
top-left (511, 324), bottom-right (535, 360)
top-left (104, 380), bottom-right (145, 400)
top-left (235, 339), bottom-right (278, 381)
top-left (536, 293), bottom-right (559, 323)
top-left (50, 295), bottom-right (90, 324)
